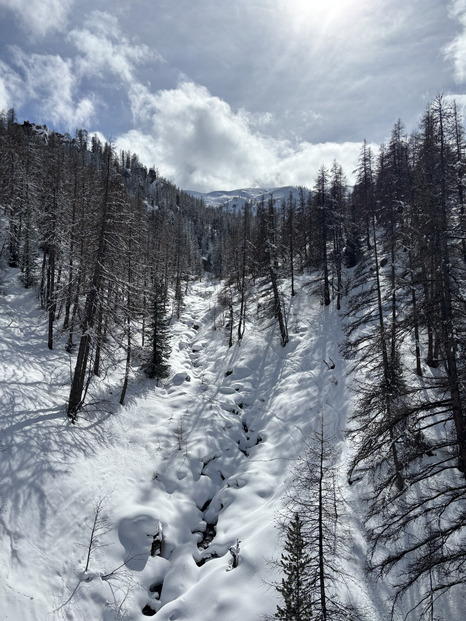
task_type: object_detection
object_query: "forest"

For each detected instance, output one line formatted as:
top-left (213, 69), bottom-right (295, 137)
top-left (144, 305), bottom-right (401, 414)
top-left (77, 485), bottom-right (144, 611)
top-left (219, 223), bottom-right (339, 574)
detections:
top-left (0, 94), bottom-right (465, 620)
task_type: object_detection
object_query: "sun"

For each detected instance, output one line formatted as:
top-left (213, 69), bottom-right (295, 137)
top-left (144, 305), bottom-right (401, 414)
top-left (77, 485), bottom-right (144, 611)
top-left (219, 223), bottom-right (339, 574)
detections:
top-left (287, 0), bottom-right (354, 13)
top-left (281, 0), bottom-right (358, 32)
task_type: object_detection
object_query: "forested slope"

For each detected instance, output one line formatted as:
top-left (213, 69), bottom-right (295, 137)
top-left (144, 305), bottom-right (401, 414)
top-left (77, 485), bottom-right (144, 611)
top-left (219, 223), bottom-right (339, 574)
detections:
top-left (0, 96), bottom-right (465, 619)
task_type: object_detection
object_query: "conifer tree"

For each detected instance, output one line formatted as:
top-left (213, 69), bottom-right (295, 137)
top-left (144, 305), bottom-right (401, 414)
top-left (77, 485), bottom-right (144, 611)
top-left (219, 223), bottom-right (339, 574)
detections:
top-left (264, 196), bottom-right (289, 346)
top-left (237, 201), bottom-right (251, 340)
top-left (344, 99), bottom-right (466, 618)
top-left (284, 419), bottom-right (359, 620)
top-left (284, 191), bottom-right (297, 297)
top-left (275, 512), bottom-right (312, 621)
top-left (142, 278), bottom-right (171, 381)
top-left (67, 142), bottom-right (128, 419)
top-left (313, 166), bottom-right (331, 306)
top-left (329, 161), bottom-right (348, 310)
top-left (352, 140), bottom-right (375, 251)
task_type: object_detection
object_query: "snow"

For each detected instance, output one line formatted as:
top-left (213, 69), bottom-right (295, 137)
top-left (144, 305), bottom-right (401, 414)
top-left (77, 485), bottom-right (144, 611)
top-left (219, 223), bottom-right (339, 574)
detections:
top-left (0, 266), bottom-right (460, 620)
top-left (186, 186), bottom-right (306, 209)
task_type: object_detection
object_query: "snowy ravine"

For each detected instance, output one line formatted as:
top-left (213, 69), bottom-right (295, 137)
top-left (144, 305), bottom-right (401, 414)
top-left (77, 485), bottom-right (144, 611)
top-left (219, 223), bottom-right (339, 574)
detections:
top-left (0, 267), bottom-right (384, 621)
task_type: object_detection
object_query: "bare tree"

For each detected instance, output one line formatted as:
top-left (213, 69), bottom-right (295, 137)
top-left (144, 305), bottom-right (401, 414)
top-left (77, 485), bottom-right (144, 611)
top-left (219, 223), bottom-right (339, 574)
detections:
top-left (284, 418), bottom-right (361, 620)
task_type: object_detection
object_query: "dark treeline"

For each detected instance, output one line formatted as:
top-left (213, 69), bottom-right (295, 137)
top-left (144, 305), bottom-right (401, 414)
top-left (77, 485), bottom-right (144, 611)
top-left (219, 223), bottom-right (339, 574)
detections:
top-left (1, 95), bottom-right (465, 618)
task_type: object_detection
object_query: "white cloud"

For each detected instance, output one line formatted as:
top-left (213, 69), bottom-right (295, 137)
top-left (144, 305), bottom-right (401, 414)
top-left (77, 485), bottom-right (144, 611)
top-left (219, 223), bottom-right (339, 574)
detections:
top-left (117, 81), bottom-right (362, 191)
top-left (1, 9), bottom-right (160, 130)
top-left (9, 48), bottom-right (96, 127)
top-left (1, 5), bottom-right (367, 189)
top-left (0, 61), bottom-right (23, 112)
top-left (445, 0), bottom-right (466, 82)
top-left (0, 79), bottom-right (9, 113)
top-left (0, 0), bottom-right (74, 37)
top-left (69, 11), bottom-right (163, 84)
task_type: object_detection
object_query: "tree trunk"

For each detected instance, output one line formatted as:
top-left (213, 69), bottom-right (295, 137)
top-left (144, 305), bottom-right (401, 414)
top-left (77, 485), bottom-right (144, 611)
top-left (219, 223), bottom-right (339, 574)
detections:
top-left (318, 421), bottom-right (328, 621)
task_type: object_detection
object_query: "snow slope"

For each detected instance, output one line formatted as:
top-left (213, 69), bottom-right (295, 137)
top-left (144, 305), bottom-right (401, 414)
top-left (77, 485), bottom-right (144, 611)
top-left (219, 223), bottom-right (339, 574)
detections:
top-left (0, 267), bottom-right (400, 620)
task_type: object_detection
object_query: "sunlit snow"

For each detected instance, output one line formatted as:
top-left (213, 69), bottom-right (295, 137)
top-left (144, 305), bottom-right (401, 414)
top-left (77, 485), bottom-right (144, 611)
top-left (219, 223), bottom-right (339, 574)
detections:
top-left (1, 266), bottom-right (457, 620)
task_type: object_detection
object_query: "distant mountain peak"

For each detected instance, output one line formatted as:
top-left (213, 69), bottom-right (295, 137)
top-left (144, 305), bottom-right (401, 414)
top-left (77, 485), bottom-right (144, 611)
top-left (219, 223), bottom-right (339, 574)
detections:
top-left (187, 185), bottom-right (308, 208)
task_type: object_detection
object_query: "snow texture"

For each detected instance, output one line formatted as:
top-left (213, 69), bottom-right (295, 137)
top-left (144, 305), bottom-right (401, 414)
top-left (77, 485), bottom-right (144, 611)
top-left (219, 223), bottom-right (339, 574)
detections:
top-left (0, 267), bottom-right (461, 620)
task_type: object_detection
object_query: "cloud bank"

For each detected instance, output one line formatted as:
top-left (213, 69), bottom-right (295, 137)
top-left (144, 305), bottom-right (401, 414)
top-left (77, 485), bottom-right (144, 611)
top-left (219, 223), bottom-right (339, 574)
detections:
top-left (1, 1), bottom-right (463, 192)
top-left (0, 9), bottom-right (161, 130)
top-left (117, 81), bottom-right (362, 191)
top-left (1, 3), bottom-right (362, 192)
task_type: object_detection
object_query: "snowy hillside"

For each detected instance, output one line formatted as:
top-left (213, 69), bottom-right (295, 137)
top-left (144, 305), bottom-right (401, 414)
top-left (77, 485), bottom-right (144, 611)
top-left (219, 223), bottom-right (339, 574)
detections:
top-left (0, 265), bottom-right (464, 621)
top-left (0, 266), bottom-right (370, 621)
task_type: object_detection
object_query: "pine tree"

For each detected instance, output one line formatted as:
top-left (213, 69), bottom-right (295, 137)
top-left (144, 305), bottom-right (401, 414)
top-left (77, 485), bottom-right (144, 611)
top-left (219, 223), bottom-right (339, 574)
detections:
top-left (142, 278), bottom-right (171, 381)
top-left (67, 142), bottom-right (132, 419)
top-left (352, 139), bottom-right (375, 252)
top-left (275, 512), bottom-right (313, 621)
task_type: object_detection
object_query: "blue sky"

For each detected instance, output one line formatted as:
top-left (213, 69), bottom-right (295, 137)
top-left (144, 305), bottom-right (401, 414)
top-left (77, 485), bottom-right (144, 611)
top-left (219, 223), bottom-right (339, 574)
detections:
top-left (1, 0), bottom-right (465, 191)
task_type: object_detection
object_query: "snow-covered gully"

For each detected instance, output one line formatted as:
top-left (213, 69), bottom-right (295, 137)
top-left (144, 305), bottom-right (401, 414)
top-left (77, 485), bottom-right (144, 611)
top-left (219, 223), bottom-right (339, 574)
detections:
top-left (132, 281), bottom-right (285, 617)
top-left (0, 270), bottom-right (394, 620)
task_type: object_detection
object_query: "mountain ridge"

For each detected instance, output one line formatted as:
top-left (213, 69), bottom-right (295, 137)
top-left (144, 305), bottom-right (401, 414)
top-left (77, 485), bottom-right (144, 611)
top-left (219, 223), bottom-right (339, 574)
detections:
top-left (186, 185), bottom-right (308, 208)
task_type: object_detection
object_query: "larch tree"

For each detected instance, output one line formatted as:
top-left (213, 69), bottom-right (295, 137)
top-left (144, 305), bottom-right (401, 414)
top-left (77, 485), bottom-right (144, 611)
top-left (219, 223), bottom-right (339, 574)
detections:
top-left (67, 142), bottom-right (127, 420)
top-left (313, 166), bottom-right (331, 306)
top-left (285, 419), bottom-right (360, 620)
top-left (329, 160), bottom-right (348, 310)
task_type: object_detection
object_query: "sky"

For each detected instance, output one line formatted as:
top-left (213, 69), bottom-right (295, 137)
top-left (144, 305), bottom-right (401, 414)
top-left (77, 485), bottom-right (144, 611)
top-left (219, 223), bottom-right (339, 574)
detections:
top-left (0, 0), bottom-right (466, 192)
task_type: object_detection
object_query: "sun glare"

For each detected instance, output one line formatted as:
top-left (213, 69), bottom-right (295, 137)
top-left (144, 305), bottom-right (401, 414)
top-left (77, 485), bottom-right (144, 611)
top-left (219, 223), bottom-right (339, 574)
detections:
top-left (283, 0), bottom-right (358, 33)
